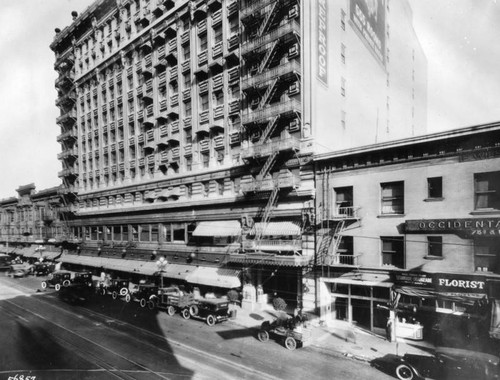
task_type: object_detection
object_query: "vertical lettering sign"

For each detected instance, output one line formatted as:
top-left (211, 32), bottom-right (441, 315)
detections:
top-left (317, 0), bottom-right (328, 86)
top-left (350, 0), bottom-right (386, 66)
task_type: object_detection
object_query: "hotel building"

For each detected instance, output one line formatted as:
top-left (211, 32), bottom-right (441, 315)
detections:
top-left (50, 0), bottom-right (426, 312)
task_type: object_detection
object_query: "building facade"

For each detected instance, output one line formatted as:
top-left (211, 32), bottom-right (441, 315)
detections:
top-left (0, 184), bottom-right (68, 261)
top-left (50, 0), bottom-right (425, 311)
top-left (314, 123), bottom-right (500, 339)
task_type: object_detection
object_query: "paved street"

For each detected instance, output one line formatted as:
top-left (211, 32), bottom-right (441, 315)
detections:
top-left (0, 275), bottom-right (394, 380)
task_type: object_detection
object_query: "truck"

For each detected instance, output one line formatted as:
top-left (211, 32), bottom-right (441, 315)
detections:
top-left (151, 286), bottom-right (197, 318)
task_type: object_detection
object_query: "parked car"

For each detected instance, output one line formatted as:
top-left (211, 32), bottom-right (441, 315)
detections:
top-left (41, 270), bottom-right (72, 290)
top-left (71, 271), bottom-right (94, 288)
top-left (257, 314), bottom-right (311, 350)
top-left (129, 284), bottom-right (158, 308)
top-left (189, 298), bottom-right (230, 326)
top-left (99, 278), bottom-right (131, 300)
top-left (58, 283), bottom-right (93, 305)
top-left (0, 254), bottom-right (12, 271)
top-left (152, 286), bottom-right (197, 318)
top-left (8, 262), bottom-right (34, 278)
top-left (393, 347), bottom-right (500, 380)
top-left (33, 262), bottom-right (55, 276)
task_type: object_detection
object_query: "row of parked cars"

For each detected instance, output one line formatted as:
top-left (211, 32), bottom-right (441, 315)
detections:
top-left (43, 270), bottom-right (230, 327)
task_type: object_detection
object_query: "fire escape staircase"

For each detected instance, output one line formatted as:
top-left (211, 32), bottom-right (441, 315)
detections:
top-left (257, 151), bottom-right (278, 180)
top-left (258, 115), bottom-right (280, 144)
top-left (258, 1), bottom-right (280, 37)
top-left (259, 78), bottom-right (279, 109)
top-left (259, 40), bottom-right (279, 73)
top-left (255, 184), bottom-right (280, 242)
top-left (317, 220), bottom-right (346, 266)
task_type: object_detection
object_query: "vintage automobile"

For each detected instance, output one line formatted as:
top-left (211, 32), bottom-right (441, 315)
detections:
top-left (58, 283), bottom-right (93, 305)
top-left (71, 271), bottom-right (94, 287)
top-left (33, 262), bottom-right (55, 276)
top-left (7, 262), bottom-right (34, 278)
top-left (41, 270), bottom-right (72, 290)
top-left (257, 314), bottom-right (311, 350)
top-left (393, 347), bottom-right (500, 380)
top-left (129, 284), bottom-right (159, 308)
top-left (188, 298), bottom-right (230, 326)
top-left (152, 286), bottom-right (197, 318)
top-left (99, 278), bottom-right (131, 300)
top-left (0, 254), bottom-right (12, 271)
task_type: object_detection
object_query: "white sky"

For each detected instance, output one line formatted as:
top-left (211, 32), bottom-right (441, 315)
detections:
top-left (0, 0), bottom-right (499, 198)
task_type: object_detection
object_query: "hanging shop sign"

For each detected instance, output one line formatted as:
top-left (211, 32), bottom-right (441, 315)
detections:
top-left (405, 218), bottom-right (500, 238)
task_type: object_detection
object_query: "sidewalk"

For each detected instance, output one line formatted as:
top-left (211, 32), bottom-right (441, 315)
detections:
top-left (228, 305), bottom-right (435, 363)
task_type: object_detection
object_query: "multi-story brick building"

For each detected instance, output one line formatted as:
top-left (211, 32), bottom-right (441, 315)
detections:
top-left (0, 184), bottom-right (68, 261)
top-left (50, 0), bottom-right (426, 312)
top-left (314, 122), bottom-right (500, 339)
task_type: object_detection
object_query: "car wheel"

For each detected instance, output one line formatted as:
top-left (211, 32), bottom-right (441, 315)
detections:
top-left (55, 283), bottom-right (61, 291)
top-left (100, 288), bottom-right (106, 296)
top-left (62, 280), bottom-right (71, 287)
top-left (181, 308), bottom-right (191, 320)
top-left (140, 298), bottom-right (147, 308)
top-left (189, 304), bottom-right (199, 317)
top-left (206, 315), bottom-right (216, 326)
top-left (396, 364), bottom-right (415, 380)
top-left (41, 281), bottom-right (47, 290)
top-left (112, 291), bottom-right (118, 300)
top-left (167, 306), bottom-right (176, 316)
top-left (284, 337), bottom-right (297, 350)
top-left (125, 294), bottom-right (131, 303)
top-left (120, 287), bottom-right (128, 296)
top-left (257, 330), bottom-right (269, 342)
top-left (147, 300), bottom-right (156, 310)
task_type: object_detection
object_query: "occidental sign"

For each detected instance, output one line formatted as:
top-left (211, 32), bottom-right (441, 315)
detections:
top-left (405, 218), bottom-right (500, 238)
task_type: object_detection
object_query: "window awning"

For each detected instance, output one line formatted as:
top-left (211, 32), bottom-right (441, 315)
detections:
top-left (40, 250), bottom-right (61, 261)
top-left (19, 246), bottom-right (37, 258)
top-left (250, 221), bottom-right (301, 237)
top-left (192, 221), bottom-right (241, 237)
top-left (187, 267), bottom-right (241, 288)
top-left (162, 263), bottom-right (197, 280)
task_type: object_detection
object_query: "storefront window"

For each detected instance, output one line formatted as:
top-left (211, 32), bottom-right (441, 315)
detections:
top-left (139, 224), bottom-right (150, 241)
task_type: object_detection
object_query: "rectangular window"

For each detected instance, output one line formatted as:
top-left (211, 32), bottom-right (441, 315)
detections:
top-left (182, 43), bottom-right (190, 60)
top-left (112, 225), bottom-right (122, 241)
top-left (185, 155), bottom-right (192, 171)
top-left (334, 186), bottom-right (353, 216)
top-left (475, 239), bottom-right (498, 273)
top-left (381, 237), bottom-right (404, 268)
top-left (201, 152), bottom-right (209, 168)
top-left (131, 225), bottom-right (139, 241)
top-left (140, 224), bottom-right (150, 241)
top-left (427, 236), bottom-right (442, 257)
top-left (381, 181), bottom-right (404, 214)
top-left (172, 223), bottom-right (185, 242)
top-left (163, 224), bottom-right (172, 242)
top-left (474, 171), bottom-right (500, 210)
top-left (213, 25), bottom-right (223, 43)
top-left (200, 94), bottom-right (209, 111)
top-left (151, 224), bottom-right (159, 242)
top-left (199, 33), bottom-right (207, 51)
top-left (427, 177), bottom-right (443, 199)
top-left (184, 100), bottom-right (192, 117)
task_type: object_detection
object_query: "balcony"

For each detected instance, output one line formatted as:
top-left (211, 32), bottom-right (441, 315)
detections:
top-left (240, 171), bottom-right (298, 193)
top-left (329, 254), bottom-right (360, 266)
top-left (242, 60), bottom-right (301, 90)
top-left (240, 136), bottom-right (300, 160)
top-left (242, 238), bottom-right (302, 253)
top-left (241, 20), bottom-right (300, 55)
top-left (242, 99), bottom-right (301, 125)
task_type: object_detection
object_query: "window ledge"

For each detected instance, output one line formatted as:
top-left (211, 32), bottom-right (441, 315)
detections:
top-left (424, 197), bottom-right (444, 202)
top-left (470, 209), bottom-right (500, 215)
top-left (424, 255), bottom-right (443, 260)
top-left (377, 214), bottom-right (405, 218)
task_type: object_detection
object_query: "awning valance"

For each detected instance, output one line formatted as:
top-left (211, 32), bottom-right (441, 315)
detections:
top-left (187, 267), bottom-right (241, 288)
top-left (250, 221), bottom-right (301, 237)
top-left (193, 220), bottom-right (241, 237)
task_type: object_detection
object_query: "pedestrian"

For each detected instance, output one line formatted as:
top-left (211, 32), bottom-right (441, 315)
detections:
top-left (386, 318), bottom-right (394, 342)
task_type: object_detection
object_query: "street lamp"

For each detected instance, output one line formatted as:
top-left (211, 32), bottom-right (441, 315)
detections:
top-left (156, 256), bottom-right (168, 288)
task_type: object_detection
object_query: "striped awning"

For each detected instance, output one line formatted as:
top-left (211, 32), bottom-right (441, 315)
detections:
top-left (187, 267), bottom-right (241, 288)
top-left (193, 221), bottom-right (241, 237)
top-left (250, 221), bottom-right (301, 237)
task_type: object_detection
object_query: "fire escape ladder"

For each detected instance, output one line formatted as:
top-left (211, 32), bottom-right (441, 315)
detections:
top-left (259, 40), bottom-right (279, 73)
top-left (255, 184), bottom-right (279, 241)
top-left (258, 2), bottom-right (279, 37)
top-left (259, 78), bottom-right (279, 109)
top-left (259, 115), bottom-right (280, 144)
top-left (317, 229), bottom-right (335, 266)
top-left (329, 220), bottom-right (346, 265)
top-left (257, 151), bottom-right (278, 180)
